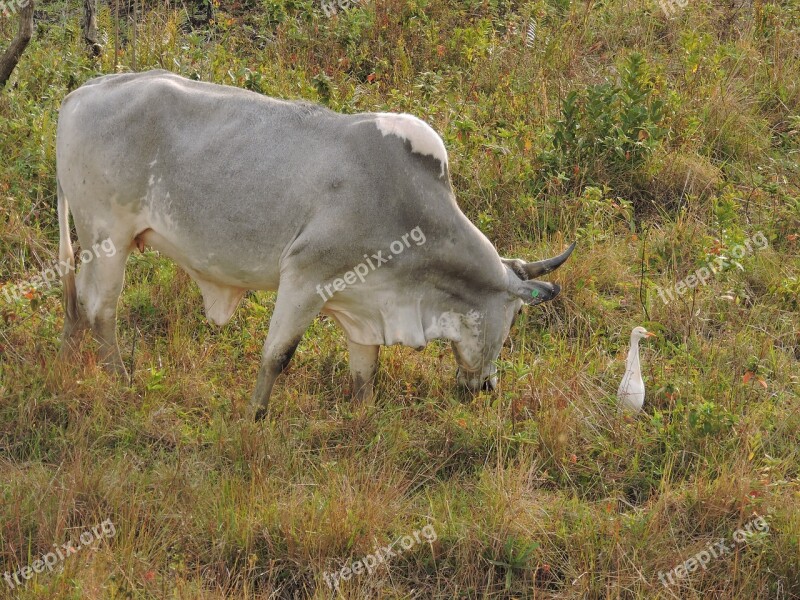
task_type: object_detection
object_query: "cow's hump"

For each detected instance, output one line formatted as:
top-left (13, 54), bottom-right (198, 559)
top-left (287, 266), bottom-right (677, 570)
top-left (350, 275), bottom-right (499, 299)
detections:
top-left (374, 113), bottom-right (449, 178)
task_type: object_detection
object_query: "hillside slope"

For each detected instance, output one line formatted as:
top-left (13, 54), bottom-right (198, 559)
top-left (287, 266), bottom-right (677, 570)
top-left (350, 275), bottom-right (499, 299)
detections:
top-left (0, 0), bottom-right (798, 598)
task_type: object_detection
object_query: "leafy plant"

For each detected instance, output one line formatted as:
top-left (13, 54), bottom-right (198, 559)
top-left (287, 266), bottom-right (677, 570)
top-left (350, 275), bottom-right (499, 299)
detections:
top-left (771, 276), bottom-right (800, 310)
top-left (487, 537), bottom-right (540, 590)
top-left (540, 52), bottom-right (667, 197)
top-left (687, 401), bottom-right (735, 437)
top-left (145, 366), bottom-right (167, 392)
top-left (573, 185), bottom-right (633, 241)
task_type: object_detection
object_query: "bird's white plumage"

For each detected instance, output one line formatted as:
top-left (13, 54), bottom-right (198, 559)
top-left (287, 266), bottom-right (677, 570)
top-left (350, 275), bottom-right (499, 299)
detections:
top-left (617, 326), bottom-right (654, 413)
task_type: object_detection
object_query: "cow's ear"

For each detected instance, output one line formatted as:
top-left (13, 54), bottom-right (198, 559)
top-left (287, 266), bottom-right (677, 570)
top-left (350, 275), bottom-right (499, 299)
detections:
top-left (506, 267), bottom-right (561, 305)
top-left (501, 258), bottom-right (529, 281)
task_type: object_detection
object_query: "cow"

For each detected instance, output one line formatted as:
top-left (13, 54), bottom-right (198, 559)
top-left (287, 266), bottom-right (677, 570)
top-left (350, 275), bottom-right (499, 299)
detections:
top-left (56, 70), bottom-right (575, 420)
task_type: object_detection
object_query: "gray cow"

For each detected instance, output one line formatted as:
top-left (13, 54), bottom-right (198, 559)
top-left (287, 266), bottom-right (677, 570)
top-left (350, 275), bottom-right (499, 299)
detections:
top-left (56, 70), bottom-right (574, 419)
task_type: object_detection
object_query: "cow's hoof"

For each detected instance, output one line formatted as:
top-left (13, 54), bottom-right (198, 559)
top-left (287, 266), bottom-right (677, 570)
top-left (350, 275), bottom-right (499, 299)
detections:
top-left (351, 389), bottom-right (375, 407)
top-left (102, 361), bottom-right (129, 380)
top-left (250, 406), bottom-right (268, 422)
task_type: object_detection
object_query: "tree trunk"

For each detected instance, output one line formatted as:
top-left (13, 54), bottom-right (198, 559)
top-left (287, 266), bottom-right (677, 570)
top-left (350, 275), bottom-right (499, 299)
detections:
top-left (0, 0), bottom-right (34, 88)
top-left (83, 0), bottom-right (102, 56)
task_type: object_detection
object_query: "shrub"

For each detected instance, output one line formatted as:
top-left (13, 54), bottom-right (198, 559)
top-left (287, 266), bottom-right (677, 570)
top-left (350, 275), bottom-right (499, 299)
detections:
top-left (540, 52), bottom-right (668, 200)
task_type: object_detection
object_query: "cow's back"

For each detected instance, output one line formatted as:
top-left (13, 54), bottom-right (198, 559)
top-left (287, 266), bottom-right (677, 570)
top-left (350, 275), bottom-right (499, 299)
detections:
top-left (56, 70), bottom-right (477, 291)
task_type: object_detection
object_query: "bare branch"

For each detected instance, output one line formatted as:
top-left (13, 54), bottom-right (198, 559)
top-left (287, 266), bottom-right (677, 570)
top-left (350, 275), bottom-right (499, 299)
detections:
top-left (0, 0), bottom-right (34, 88)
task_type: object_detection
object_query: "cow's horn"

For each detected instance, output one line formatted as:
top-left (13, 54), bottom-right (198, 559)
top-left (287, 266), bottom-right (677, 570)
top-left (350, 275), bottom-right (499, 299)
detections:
top-left (521, 241), bottom-right (576, 278)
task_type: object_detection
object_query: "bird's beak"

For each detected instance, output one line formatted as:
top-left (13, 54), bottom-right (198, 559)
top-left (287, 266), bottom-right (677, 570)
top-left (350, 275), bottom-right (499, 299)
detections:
top-left (645, 332), bottom-right (657, 338)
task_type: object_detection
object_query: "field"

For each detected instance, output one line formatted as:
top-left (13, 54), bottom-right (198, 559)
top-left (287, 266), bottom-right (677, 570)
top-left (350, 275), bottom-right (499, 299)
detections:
top-left (1, 0), bottom-right (799, 598)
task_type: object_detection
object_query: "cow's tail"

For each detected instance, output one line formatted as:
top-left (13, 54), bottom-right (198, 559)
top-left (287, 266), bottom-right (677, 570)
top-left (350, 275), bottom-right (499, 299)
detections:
top-left (57, 178), bottom-right (79, 323)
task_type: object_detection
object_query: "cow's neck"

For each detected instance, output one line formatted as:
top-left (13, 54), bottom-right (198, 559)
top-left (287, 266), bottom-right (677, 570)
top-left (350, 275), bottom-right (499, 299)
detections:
top-left (321, 286), bottom-right (481, 349)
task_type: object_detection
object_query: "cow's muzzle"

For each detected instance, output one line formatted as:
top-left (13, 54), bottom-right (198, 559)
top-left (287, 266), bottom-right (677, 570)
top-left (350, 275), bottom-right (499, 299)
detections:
top-left (456, 368), bottom-right (497, 392)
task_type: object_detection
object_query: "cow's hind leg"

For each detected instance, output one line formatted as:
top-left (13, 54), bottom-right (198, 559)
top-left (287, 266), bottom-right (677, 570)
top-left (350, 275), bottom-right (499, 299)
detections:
top-left (75, 240), bottom-right (131, 376)
top-left (60, 308), bottom-right (89, 359)
top-left (249, 283), bottom-right (324, 421)
top-left (348, 340), bottom-right (379, 404)
top-left (59, 257), bottom-right (89, 360)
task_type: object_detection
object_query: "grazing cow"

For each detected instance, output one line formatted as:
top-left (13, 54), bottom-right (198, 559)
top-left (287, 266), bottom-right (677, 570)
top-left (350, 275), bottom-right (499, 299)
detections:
top-left (56, 70), bottom-right (574, 419)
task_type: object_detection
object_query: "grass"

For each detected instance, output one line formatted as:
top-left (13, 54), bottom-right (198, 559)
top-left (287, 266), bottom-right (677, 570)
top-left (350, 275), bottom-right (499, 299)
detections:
top-left (1, 0), bottom-right (799, 597)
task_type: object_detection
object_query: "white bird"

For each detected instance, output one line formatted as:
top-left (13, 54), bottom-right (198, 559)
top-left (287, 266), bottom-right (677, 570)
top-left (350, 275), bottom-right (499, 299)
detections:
top-left (617, 326), bottom-right (656, 413)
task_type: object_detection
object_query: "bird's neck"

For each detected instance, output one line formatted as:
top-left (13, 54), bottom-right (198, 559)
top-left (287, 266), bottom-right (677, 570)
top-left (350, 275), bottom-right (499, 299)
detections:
top-left (626, 338), bottom-right (641, 372)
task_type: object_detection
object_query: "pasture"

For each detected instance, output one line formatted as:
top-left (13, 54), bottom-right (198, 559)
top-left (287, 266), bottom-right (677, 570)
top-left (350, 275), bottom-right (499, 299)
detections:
top-left (0, 0), bottom-right (798, 598)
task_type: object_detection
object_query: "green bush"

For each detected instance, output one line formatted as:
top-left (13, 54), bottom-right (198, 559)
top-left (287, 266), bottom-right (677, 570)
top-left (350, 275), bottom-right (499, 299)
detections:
top-left (540, 52), bottom-right (667, 198)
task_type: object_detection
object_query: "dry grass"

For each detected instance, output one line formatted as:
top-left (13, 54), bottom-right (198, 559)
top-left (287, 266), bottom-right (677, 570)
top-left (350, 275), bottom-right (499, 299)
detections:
top-left (1, 0), bottom-right (799, 598)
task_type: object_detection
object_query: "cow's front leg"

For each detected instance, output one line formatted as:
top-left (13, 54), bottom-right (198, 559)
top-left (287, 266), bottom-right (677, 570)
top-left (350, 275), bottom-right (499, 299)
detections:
top-left (249, 286), bottom-right (323, 421)
top-left (348, 340), bottom-right (379, 404)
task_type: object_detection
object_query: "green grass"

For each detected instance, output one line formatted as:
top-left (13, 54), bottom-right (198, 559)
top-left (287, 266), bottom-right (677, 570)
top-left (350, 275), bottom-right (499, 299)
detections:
top-left (1, 0), bottom-right (799, 597)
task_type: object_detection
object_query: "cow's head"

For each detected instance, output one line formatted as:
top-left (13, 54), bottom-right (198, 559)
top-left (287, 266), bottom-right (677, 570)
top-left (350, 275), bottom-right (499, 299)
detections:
top-left (451, 242), bottom-right (575, 391)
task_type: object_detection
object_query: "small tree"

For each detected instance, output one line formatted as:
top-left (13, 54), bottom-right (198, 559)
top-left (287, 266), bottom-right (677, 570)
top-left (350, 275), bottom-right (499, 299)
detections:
top-left (0, 0), bottom-right (34, 88)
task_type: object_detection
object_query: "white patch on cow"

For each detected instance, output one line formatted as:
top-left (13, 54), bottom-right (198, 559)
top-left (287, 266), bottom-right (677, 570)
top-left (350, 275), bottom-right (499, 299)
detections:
top-left (143, 203), bottom-right (178, 239)
top-left (458, 310), bottom-right (485, 355)
top-left (463, 309), bottom-right (483, 329)
top-left (424, 311), bottom-right (464, 341)
top-left (149, 174), bottom-right (155, 187)
top-left (374, 113), bottom-right (448, 177)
